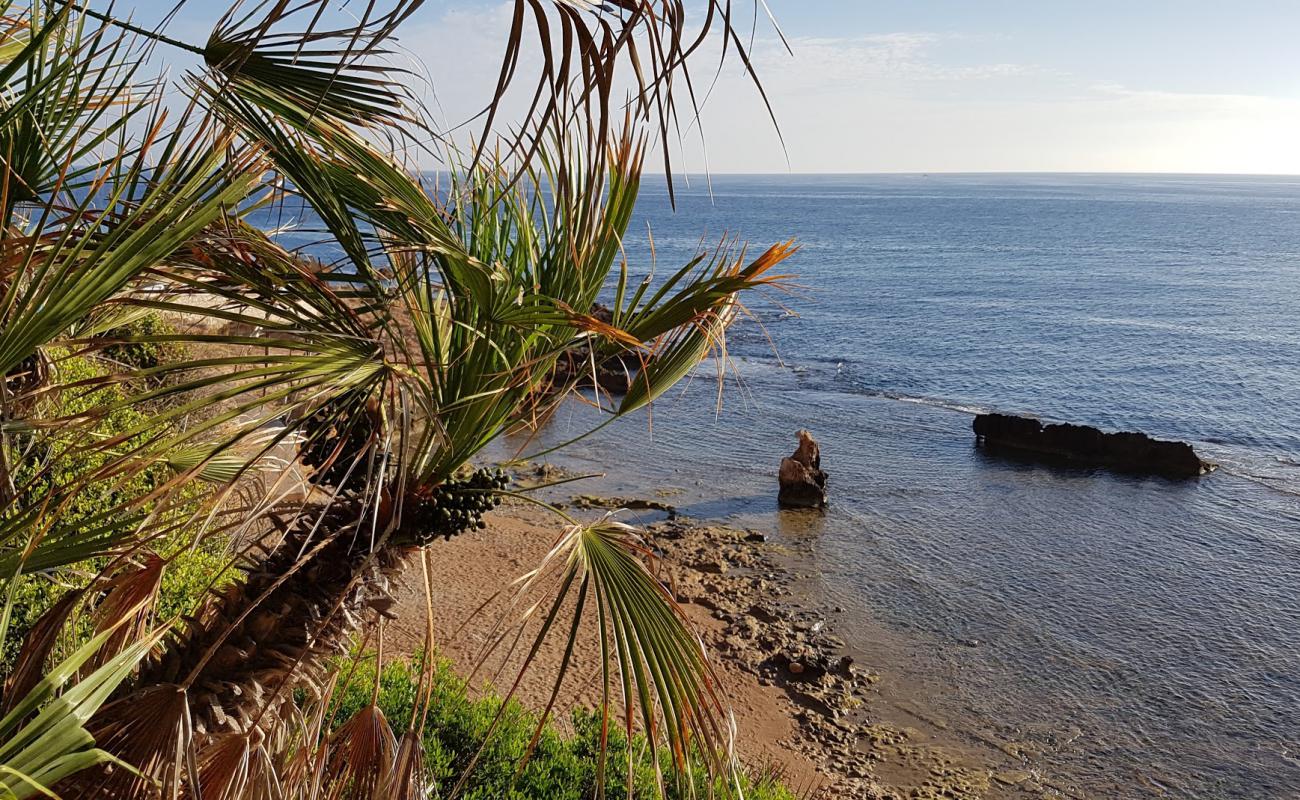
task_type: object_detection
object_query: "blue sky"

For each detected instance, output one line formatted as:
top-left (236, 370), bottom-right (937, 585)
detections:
top-left (768, 0), bottom-right (1300, 98)
top-left (129, 0), bottom-right (1300, 173)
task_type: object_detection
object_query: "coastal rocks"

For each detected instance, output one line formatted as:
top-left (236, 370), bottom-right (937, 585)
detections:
top-left (646, 520), bottom-right (884, 796)
top-left (778, 429), bottom-right (829, 508)
top-left (569, 494), bottom-right (677, 518)
top-left (646, 518), bottom-right (1025, 799)
top-left (548, 349), bottom-right (636, 394)
top-left (972, 412), bottom-right (1216, 478)
top-left (545, 306), bottom-right (639, 394)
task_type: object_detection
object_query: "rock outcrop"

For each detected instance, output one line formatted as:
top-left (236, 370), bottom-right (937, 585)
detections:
top-left (548, 350), bottom-right (635, 394)
top-left (779, 429), bottom-right (829, 508)
top-left (973, 412), bottom-right (1216, 478)
top-left (546, 304), bottom-right (637, 394)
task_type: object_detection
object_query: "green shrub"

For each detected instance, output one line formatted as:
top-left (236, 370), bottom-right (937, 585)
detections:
top-left (2, 350), bottom-right (234, 665)
top-left (97, 312), bottom-right (182, 372)
top-left (327, 654), bottom-right (795, 800)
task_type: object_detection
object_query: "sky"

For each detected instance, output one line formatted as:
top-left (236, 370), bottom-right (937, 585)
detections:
top-left (135, 0), bottom-right (1300, 174)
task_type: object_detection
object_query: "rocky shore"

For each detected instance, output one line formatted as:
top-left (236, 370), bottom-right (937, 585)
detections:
top-left (645, 517), bottom-right (1008, 799)
top-left (384, 461), bottom-right (1064, 799)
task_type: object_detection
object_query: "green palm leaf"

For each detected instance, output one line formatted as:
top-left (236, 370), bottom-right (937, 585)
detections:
top-left (203, 0), bottom-right (422, 128)
top-left (0, 606), bottom-right (163, 799)
top-left (463, 518), bottom-right (739, 799)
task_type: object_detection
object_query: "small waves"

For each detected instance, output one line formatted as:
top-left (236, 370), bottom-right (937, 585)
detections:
top-left (1211, 463), bottom-right (1300, 500)
top-left (883, 392), bottom-right (990, 416)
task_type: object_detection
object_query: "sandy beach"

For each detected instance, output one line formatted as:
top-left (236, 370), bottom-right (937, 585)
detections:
top-left (386, 468), bottom-right (1047, 799)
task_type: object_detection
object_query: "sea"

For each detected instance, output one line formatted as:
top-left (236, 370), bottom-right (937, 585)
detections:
top-left (483, 174), bottom-right (1300, 799)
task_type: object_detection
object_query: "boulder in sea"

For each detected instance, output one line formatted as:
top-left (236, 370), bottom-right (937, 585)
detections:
top-left (546, 303), bottom-right (636, 394)
top-left (778, 429), bottom-right (829, 508)
top-left (972, 412), bottom-right (1216, 478)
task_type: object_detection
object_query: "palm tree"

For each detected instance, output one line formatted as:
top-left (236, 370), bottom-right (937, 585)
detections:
top-left (0, 0), bottom-right (791, 797)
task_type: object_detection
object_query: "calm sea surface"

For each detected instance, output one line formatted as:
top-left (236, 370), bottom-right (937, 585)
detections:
top-left (484, 174), bottom-right (1300, 799)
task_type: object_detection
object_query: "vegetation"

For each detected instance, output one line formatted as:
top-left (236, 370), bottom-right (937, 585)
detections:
top-left (3, 340), bottom-right (232, 668)
top-left (325, 654), bottom-right (795, 800)
top-left (0, 0), bottom-right (791, 798)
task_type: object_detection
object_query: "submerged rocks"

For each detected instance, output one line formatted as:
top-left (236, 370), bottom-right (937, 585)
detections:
top-left (973, 412), bottom-right (1216, 478)
top-left (778, 429), bottom-right (829, 508)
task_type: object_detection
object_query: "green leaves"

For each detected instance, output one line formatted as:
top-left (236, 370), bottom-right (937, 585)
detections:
top-left (0, 0), bottom-right (793, 797)
top-left (0, 137), bottom-right (259, 377)
top-left (468, 518), bottom-right (739, 799)
top-left (616, 240), bottom-right (797, 414)
top-left (0, 609), bottom-right (161, 799)
top-left (204, 0), bottom-right (422, 129)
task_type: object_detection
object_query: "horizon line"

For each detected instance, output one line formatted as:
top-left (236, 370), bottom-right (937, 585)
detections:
top-left (636, 169), bottom-right (1300, 178)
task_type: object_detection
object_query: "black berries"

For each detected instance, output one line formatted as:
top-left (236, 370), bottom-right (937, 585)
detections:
top-left (406, 467), bottom-right (510, 545)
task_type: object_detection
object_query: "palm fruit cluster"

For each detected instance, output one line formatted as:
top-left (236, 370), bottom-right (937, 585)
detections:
top-left (405, 467), bottom-right (509, 544)
top-left (298, 398), bottom-right (376, 491)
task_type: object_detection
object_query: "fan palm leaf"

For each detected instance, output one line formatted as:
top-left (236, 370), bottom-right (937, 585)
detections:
top-left (459, 518), bottom-right (738, 799)
top-left (0, 0), bottom-right (793, 796)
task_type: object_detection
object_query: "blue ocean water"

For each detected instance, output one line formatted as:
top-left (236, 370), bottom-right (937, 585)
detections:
top-left (497, 174), bottom-right (1300, 798)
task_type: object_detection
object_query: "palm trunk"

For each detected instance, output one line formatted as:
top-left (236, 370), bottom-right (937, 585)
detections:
top-left (83, 499), bottom-right (413, 796)
top-left (80, 467), bottom-right (502, 796)
top-left (144, 508), bottom-right (406, 735)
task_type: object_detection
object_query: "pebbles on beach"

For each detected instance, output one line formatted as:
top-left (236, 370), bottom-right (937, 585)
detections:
top-left (393, 473), bottom-right (1037, 800)
top-left (645, 518), bottom-right (1006, 799)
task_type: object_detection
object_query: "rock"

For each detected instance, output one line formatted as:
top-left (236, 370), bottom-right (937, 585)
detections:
top-left (748, 604), bottom-right (780, 624)
top-left (545, 305), bottom-right (635, 394)
top-left (993, 770), bottom-right (1033, 787)
top-left (696, 559), bottom-right (727, 574)
top-left (972, 412), bottom-right (1216, 478)
top-left (778, 429), bottom-right (829, 508)
top-left (570, 494), bottom-right (676, 517)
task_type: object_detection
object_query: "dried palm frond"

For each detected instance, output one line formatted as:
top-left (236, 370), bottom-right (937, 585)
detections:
top-left (0, 586), bottom-right (165, 800)
top-left (0, 587), bottom-right (79, 715)
top-left (0, 0), bottom-right (793, 795)
top-left (323, 703), bottom-right (397, 799)
top-left (471, 0), bottom-right (787, 202)
top-left (79, 499), bottom-right (402, 794)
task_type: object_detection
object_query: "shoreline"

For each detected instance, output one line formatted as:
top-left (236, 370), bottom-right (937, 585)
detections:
top-left (388, 469), bottom-right (1053, 799)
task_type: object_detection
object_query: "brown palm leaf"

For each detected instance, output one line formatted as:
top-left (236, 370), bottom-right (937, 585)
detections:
top-left (324, 703), bottom-right (398, 800)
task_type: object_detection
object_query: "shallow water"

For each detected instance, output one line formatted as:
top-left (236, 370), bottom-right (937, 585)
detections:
top-left (489, 174), bottom-right (1300, 799)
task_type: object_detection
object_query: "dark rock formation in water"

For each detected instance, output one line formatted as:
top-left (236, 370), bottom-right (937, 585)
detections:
top-left (547, 305), bottom-right (636, 394)
top-left (548, 350), bottom-right (634, 394)
top-left (972, 412), bottom-right (1216, 478)
top-left (779, 429), bottom-right (829, 508)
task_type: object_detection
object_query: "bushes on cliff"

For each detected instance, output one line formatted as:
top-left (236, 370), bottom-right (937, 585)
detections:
top-left (2, 346), bottom-right (234, 667)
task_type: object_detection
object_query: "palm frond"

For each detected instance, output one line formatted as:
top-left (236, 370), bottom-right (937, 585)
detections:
top-left (0, 130), bottom-right (261, 377)
top-left (204, 0), bottom-right (424, 129)
top-left (0, 608), bottom-right (163, 799)
top-left (470, 1), bottom-right (784, 202)
top-left (0, 1), bottom-right (795, 797)
top-left (463, 517), bottom-right (738, 799)
top-left (0, 0), bottom-right (154, 207)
